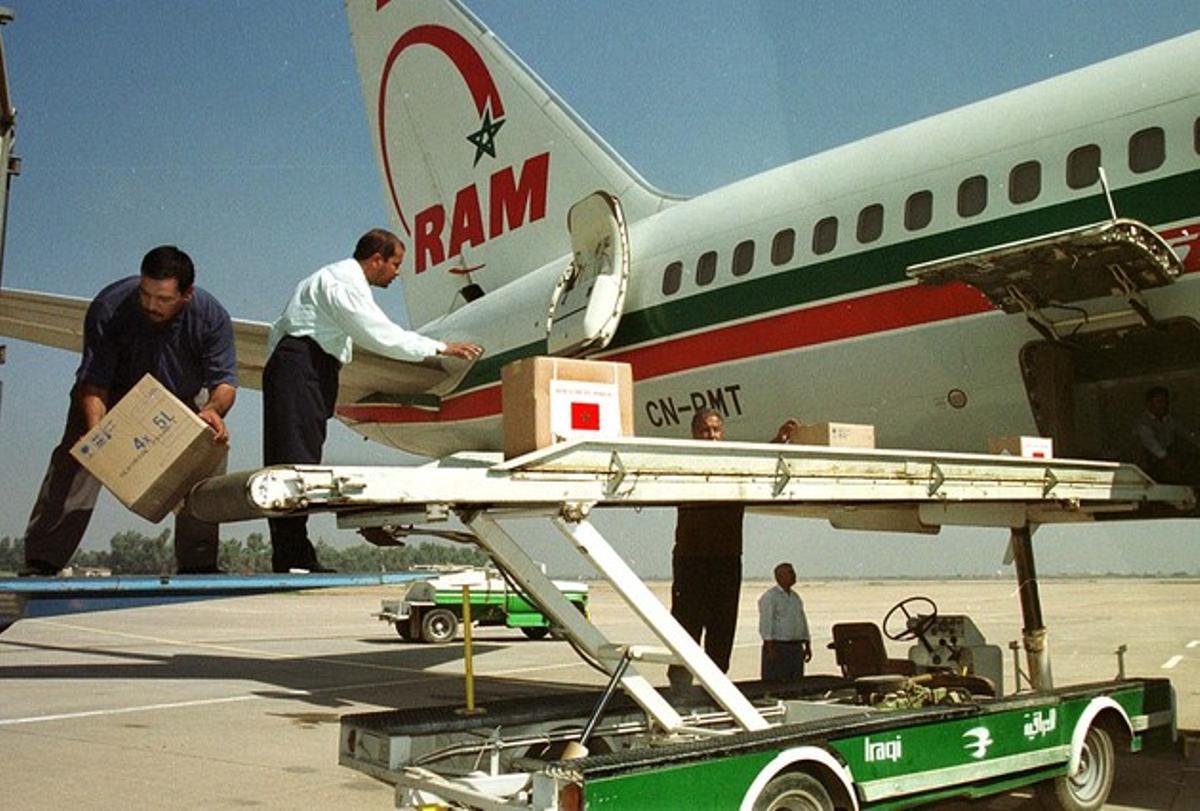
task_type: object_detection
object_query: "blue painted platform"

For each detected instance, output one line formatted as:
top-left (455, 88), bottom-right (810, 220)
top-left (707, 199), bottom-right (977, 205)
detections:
top-left (0, 572), bottom-right (424, 627)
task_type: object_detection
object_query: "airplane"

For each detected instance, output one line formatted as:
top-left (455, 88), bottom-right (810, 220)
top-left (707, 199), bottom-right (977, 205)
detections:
top-left (2, 2), bottom-right (1198, 470)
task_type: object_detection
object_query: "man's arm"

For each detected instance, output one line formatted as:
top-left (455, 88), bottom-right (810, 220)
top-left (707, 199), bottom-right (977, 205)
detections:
top-left (1134, 419), bottom-right (1168, 459)
top-left (196, 383), bottom-right (236, 444)
top-left (76, 383), bottom-right (110, 431)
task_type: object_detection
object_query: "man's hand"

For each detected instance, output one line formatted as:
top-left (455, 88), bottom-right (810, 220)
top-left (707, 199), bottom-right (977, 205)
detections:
top-left (197, 408), bottom-right (229, 444)
top-left (441, 342), bottom-right (484, 361)
top-left (802, 639), bottom-right (813, 663)
top-left (196, 383), bottom-right (236, 445)
top-left (771, 418), bottom-right (802, 444)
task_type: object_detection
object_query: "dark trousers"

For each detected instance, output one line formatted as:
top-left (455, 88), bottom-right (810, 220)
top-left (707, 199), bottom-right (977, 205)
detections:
top-left (262, 335), bottom-right (339, 572)
top-left (761, 640), bottom-right (806, 683)
top-left (24, 388), bottom-right (221, 572)
top-left (667, 554), bottom-right (741, 686)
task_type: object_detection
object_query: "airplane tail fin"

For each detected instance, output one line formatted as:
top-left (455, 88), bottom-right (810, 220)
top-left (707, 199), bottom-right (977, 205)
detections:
top-left (346, 0), bottom-right (671, 328)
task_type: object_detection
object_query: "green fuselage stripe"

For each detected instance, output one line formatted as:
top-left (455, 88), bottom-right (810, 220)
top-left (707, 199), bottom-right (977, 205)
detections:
top-left (450, 169), bottom-right (1198, 394)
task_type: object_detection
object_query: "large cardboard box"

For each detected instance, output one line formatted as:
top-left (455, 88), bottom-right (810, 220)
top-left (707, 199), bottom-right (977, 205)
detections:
top-left (792, 421), bottom-right (876, 448)
top-left (988, 435), bottom-right (1054, 459)
top-left (70, 374), bottom-right (227, 522)
top-left (502, 356), bottom-right (634, 459)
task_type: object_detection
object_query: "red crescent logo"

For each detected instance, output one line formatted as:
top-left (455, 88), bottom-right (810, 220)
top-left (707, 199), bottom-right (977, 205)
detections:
top-left (377, 25), bottom-right (505, 237)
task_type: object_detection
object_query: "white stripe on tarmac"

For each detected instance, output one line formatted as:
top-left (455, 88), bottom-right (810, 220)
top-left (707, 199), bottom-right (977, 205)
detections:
top-left (0, 673), bottom-right (449, 727)
top-left (1187, 640), bottom-right (1199, 649)
top-left (3, 619), bottom-right (601, 727)
top-left (1162, 655), bottom-right (1184, 670)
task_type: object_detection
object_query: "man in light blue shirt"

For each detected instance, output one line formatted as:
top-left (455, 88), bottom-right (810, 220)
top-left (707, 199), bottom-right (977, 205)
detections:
top-left (758, 562), bottom-right (811, 683)
top-left (263, 228), bottom-right (482, 572)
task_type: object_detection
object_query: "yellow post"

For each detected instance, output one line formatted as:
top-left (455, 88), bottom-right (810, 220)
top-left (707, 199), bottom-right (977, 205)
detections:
top-left (458, 584), bottom-right (484, 715)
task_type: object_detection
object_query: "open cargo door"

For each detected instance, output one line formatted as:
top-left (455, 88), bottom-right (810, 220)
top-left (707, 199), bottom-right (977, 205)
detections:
top-left (908, 219), bottom-right (1183, 341)
top-left (547, 191), bottom-right (629, 356)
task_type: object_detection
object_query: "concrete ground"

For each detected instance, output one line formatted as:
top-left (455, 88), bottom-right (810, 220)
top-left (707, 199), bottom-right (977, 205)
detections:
top-left (1, 578), bottom-right (1196, 808)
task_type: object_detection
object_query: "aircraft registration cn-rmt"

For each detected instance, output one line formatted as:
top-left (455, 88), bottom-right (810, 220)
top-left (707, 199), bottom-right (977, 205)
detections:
top-left (2, 0), bottom-right (1198, 464)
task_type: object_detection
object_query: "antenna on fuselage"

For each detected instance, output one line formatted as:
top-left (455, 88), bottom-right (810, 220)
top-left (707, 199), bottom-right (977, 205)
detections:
top-left (1097, 166), bottom-right (1119, 221)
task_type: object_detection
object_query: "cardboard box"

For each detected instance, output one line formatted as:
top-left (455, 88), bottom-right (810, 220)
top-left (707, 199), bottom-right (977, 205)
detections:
top-left (988, 435), bottom-right (1054, 459)
top-left (70, 374), bottom-right (227, 522)
top-left (501, 356), bottom-right (634, 458)
top-left (792, 421), bottom-right (876, 448)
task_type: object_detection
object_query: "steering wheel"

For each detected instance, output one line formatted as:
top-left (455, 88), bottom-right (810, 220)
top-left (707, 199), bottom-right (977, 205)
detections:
top-left (882, 596), bottom-right (939, 647)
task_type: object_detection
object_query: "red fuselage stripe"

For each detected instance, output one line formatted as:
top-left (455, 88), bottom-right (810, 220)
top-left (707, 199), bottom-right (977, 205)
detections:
top-left (335, 281), bottom-right (994, 425)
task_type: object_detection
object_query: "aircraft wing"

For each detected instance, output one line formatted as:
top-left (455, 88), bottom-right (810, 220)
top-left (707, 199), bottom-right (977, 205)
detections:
top-left (0, 287), bottom-right (460, 401)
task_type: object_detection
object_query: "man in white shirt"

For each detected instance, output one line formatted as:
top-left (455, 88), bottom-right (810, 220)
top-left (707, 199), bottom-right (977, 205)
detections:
top-left (758, 562), bottom-right (811, 683)
top-left (1133, 386), bottom-right (1199, 485)
top-left (263, 228), bottom-right (482, 572)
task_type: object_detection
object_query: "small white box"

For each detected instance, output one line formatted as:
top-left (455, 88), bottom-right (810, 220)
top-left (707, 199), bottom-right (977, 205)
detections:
top-left (988, 435), bottom-right (1054, 459)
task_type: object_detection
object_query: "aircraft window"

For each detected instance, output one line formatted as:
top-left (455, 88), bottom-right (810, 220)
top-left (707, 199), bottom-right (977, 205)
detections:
top-left (957, 175), bottom-right (987, 217)
top-left (662, 261), bottom-right (682, 295)
top-left (1128, 126), bottom-right (1164, 173)
top-left (904, 190), bottom-right (932, 231)
top-left (1008, 160), bottom-right (1041, 204)
top-left (1066, 144), bottom-right (1101, 189)
top-left (771, 228), bottom-right (795, 265)
top-left (812, 216), bottom-right (838, 255)
top-left (732, 239), bottom-right (755, 276)
top-left (696, 250), bottom-right (718, 286)
top-left (857, 204), bottom-right (884, 243)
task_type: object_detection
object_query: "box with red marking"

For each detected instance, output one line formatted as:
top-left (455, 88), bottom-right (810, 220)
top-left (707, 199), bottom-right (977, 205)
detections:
top-left (69, 374), bottom-right (227, 522)
top-left (988, 435), bottom-right (1054, 459)
top-left (501, 356), bottom-right (634, 459)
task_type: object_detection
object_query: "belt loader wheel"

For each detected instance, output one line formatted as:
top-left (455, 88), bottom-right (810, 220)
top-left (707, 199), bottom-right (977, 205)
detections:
top-left (1036, 725), bottom-right (1115, 811)
top-left (420, 608), bottom-right (458, 643)
top-left (753, 772), bottom-right (833, 811)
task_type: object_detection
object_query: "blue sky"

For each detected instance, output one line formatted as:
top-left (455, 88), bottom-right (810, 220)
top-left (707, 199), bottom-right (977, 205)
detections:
top-left (1, 1), bottom-right (1197, 576)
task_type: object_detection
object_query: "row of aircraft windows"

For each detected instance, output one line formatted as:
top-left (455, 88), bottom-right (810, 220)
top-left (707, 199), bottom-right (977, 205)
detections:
top-left (662, 118), bottom-right (1200, 296)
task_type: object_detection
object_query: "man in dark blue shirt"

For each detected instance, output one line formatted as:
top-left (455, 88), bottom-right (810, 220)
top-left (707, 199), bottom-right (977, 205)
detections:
top-left (22, 245), bottom-right (238, 576)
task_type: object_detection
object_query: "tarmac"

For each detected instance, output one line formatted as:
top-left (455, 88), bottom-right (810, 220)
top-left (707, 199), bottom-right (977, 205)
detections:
top-left (1, 577), bottom-right (1196, 809)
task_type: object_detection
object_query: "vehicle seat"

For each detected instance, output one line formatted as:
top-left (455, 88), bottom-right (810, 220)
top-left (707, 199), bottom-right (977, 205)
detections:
top-left (828, 622), bottom-right (916, 679)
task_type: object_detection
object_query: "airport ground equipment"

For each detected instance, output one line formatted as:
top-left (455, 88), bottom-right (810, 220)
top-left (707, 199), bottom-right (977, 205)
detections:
top-left (375, 567), bottom-right (588, 642)
top-left (187, 437), bottom-right (1193, 809)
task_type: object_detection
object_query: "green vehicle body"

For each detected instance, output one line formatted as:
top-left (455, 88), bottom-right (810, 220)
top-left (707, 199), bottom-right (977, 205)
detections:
top-left (375, 568), bottom-right (589, 642)
top-left (572, 679), bottom-right (1172, 809)
top-left (341, 674), bottom-right (1174, 809)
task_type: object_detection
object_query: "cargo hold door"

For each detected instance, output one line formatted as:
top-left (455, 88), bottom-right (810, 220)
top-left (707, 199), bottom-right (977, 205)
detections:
top-left (547, 191), bottom-right (630, 356)
top-left (907, 218), bottom-right (1183, 340)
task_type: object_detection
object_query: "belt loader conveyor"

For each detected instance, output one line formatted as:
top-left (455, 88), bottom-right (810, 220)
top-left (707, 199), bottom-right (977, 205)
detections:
top-left (186, 438), bottom-right (1193, 806)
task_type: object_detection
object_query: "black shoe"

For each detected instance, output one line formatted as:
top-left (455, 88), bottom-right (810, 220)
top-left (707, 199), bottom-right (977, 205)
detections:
top-left (176, 565), bottom-right (225, 575)
top-left (19, 560), bottom-right (61, 577)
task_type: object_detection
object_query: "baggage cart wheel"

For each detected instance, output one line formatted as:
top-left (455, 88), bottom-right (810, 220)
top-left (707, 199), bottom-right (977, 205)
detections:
top-left (753, 772), bottom-right (833, 811)
top-left (420, 608), bottom-right (458, 643)
top-left (1036, 725), bottom-right (1115, 810)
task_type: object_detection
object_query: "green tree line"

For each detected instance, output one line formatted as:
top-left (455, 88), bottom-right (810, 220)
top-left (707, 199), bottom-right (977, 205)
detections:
top-left (0, 531), bottom-right (488, 575)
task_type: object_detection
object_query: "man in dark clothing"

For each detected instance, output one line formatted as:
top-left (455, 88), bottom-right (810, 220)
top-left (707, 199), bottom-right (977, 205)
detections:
top-left (21, 245), bottom-right (238, 576)
top-left (667, 410), bottom-right (798, 690)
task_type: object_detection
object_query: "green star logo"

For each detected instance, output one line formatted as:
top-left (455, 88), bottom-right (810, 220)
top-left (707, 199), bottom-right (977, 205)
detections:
top-left (466, 104), bottom-right (505, 166)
